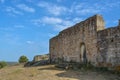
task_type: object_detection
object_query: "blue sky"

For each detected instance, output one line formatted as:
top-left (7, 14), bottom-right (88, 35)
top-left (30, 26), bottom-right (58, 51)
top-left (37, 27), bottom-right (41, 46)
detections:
top-left (0, 0), bottom-right (120, 61)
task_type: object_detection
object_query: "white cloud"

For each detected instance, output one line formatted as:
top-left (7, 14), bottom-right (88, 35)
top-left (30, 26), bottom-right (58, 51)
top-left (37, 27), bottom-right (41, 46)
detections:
top-left (76, 8), bottom-right (100, 15)
top-left (33, 1), bottom-right (120, 31)
top-left (54, 24), bottom-right (71, 31)
top-left (38, 1), bottom-right (67, 16)
top-left (32, 17), bottom-right (62, 26)
top-left (6, 7), bottom-right (23, 15)
top-left (26, 41), bottom-right (34, 44)
top-left (38, 1), bottom-right (49, 7)
top-left (17, 4), bottom-right (35, 13)
top-left (48, 5), bottom-right (66, 16)
top-left (37, 1), bottom-right (114, 16)
top-left (53, 19), bottom-right (79, 31)
top-left (42, 17), bottom-right (62, 24)
top-left (32, 16), bottom-right (83, 31)
top-left (105, 1), bottom-right (120, 8)
top-left (69, 1), bottom-right (120, 15)
top-left (68, 2), bottom-right (101, 15)
top-left (36, 1), bottom-right (120, 17)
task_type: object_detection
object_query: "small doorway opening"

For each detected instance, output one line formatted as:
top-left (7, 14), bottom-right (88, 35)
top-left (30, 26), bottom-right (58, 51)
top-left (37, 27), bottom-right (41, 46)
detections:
top-left (80, 43), bottom-right (87, 63)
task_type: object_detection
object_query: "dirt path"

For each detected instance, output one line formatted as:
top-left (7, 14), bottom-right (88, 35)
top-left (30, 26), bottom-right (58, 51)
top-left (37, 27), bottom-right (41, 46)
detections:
top-left (0, 65), bottom-right (119, 80)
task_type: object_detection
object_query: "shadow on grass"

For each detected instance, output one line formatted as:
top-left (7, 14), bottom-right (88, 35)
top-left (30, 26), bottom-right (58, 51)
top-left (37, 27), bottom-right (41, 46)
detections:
top-left (38, 65), bottom-right (63, 71)
top-left (37, 64), bottom-right (120, 80)
top-left (55, 70), bottom-right (120, 80)
top-left (56, 70), bottom-right (86, 80)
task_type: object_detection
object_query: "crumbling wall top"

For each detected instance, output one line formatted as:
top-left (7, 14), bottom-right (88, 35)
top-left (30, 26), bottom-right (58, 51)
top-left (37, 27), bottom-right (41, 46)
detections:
top-left (51, 14), bottom-right (105, 40)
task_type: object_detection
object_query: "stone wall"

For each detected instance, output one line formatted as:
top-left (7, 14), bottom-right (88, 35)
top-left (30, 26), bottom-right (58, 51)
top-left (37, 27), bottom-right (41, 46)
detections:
top-left (97, 26), bottom-right (120, 67)
top-left (33, 54), bottom-right (49, 62)
top-left (50, 14), bottom-right (120, 68)
top-left (50, 14), bottom-right (105, 65)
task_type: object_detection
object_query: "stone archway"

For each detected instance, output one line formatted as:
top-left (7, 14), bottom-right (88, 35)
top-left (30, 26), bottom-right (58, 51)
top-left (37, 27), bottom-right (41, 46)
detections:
top-left (80, 43), bottom-right (87, 63)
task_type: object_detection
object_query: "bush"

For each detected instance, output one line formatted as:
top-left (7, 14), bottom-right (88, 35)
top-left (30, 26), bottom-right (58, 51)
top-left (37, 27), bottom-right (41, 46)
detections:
top-left (19, 55), bottom-right (29, 63)
top-left (0, 61), bottom-right (7, 69)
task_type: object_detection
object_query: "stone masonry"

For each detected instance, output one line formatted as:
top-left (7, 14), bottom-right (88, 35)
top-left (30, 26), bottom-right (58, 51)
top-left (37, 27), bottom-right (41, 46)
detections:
top-left (33, 54), bottom-right (49, 62)
top-left (49, 14), bottom-right (120, 68)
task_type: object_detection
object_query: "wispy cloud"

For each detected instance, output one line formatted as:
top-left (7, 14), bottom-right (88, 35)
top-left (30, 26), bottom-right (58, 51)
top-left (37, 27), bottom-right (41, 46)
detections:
top-left (5, 6), bottom-right (23, 16)
top-left (42, 17), bottom-right (62, 24)
top-left (32, 1), bottom-right (120, 31)
top-left (53, 18), bottom-right (82, 31)
top-left (38, 1), bottom-right (67, 16)
top-left (26, 41), bottom-right (34, 44)
top-left (104, 1), bottom-right (120, 8)
top-left (17, 4), bottom-right (35, 13)
top-left (68, 2), bottom-right (101, 15)
top-left (32, 17), bottom-right (62, 26)
top-left (32, 16), bottom-right (83, 31)
top-left (37, 1), bottom-right (101, 16)
top-left (69, 1), bottom-right (120, 15)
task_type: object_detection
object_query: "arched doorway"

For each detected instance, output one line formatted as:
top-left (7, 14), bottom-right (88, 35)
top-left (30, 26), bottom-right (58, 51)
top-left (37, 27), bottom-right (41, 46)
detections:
top-left (80, 43), bottom-right (87, 63)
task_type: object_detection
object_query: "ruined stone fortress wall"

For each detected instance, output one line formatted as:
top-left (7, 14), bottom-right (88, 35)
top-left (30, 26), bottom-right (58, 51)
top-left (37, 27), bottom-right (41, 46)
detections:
top-left (50, 14), bottom-right (120, 67)
top-left (97, 26), bottom-right (120, 67)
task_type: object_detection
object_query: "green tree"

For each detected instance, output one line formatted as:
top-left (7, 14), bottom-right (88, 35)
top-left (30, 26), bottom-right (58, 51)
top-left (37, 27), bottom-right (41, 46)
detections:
top-left (0, 61), bottom-right (7, 69)
top-left (19, 55), bottom-right (29, 63)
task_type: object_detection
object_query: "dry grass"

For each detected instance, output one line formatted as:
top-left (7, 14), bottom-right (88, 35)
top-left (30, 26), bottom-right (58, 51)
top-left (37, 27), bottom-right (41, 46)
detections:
top-left (0, 65), bottom-right (119, 80)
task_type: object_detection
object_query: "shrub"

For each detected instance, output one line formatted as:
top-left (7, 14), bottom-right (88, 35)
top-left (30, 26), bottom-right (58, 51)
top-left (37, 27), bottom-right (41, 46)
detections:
top-left (19, 55), bottom-right (29, 63)
top-left (0, 61), bottom-right (7, 69)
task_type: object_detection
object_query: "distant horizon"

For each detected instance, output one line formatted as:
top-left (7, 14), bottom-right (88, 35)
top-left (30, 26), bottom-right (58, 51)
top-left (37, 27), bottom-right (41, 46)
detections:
top-left (0, 0), bottom-right (120, 61)
top-left (0, 61), bottom-right (18, 62)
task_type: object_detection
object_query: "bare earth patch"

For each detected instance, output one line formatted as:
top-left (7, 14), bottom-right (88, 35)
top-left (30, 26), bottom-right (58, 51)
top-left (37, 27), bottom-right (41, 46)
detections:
top-left (0, 65), bottom-right (119, 80)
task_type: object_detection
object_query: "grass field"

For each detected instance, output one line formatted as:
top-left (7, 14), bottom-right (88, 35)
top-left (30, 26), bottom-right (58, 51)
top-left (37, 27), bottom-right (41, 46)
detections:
top-left (0, 65), bottom-right (119, 80)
